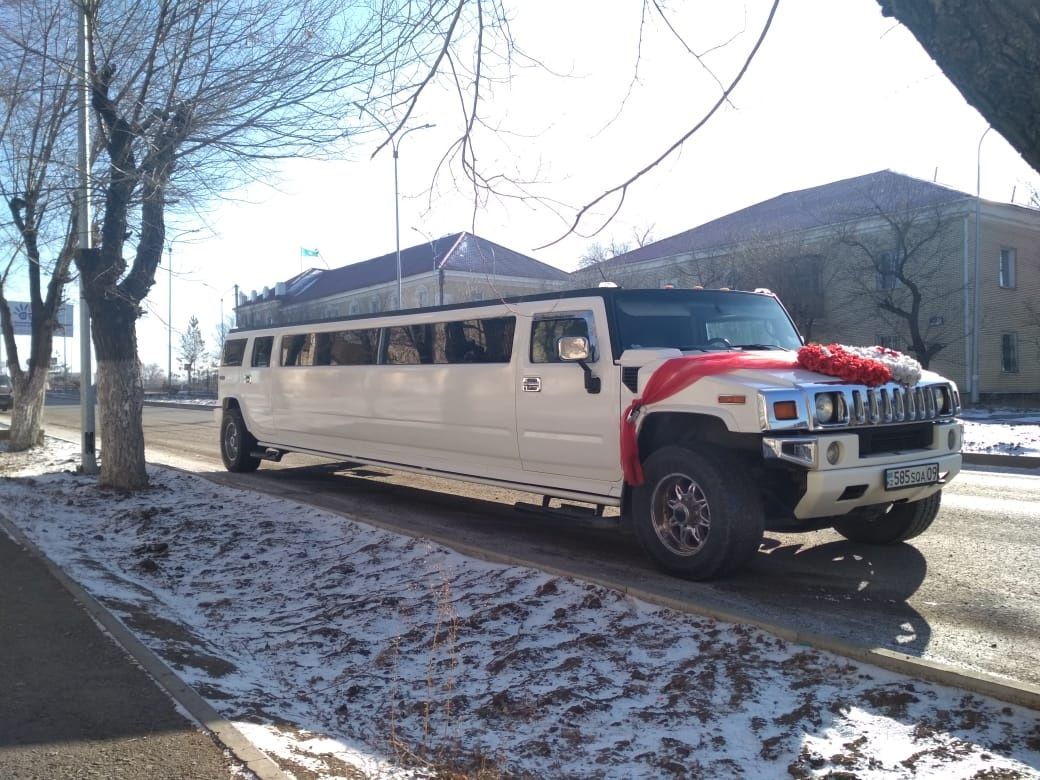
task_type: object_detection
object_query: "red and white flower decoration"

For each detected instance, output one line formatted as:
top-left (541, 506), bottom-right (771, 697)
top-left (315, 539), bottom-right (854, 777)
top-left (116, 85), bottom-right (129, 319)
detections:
top-left (796, 343), bottom-right (922, 387)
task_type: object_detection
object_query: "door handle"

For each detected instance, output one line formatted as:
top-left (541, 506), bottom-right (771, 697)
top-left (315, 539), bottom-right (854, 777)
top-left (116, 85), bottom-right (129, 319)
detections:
top-left (522, 376), bottom-right (541, 392)
top-left (244, 374), bottom-right (252, 383)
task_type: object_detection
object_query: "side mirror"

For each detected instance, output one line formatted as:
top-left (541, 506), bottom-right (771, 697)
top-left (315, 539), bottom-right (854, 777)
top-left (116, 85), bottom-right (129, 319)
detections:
top-left (556, 335), bottom-right (600, 394)
top-left (557, 335), bottom-right (591, 362)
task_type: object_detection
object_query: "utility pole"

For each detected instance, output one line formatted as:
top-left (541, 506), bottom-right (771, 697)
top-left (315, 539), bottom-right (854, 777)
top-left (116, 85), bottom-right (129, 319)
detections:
top-left (167, 243), bottom-right (172, 392)
top-left (77, 1), bottom-right (98, 474)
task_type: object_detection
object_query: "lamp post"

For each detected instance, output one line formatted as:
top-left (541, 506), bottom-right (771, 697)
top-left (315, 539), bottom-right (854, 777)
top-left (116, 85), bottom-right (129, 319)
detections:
top-left (972, 126), bottom-right (992, 404)
top-left (354, 104), bottom-right (434, 310)
top-left (167, 243), bottom-right (172, 392)
top-left (76, 1), bottom-right (97, 474)
top-left (391, 124), bottom-right (434, 308)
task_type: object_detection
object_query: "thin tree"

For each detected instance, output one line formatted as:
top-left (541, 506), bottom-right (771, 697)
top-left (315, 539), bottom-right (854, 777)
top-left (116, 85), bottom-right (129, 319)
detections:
top-left (178, 315), bottom-right (205, 388)
top-left (0, 2), bottom-right (78, 450)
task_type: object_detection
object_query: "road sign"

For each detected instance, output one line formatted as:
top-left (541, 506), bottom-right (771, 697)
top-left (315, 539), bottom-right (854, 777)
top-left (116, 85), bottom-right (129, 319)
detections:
top-left (9, 302), bottom-right (74, 338)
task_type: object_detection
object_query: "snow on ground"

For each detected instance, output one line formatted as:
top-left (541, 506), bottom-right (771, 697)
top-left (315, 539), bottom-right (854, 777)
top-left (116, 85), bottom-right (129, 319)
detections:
top-left (1, 436), bottom-right (1039, 779)
top-left (959, 408), bottom-right (1040, 457)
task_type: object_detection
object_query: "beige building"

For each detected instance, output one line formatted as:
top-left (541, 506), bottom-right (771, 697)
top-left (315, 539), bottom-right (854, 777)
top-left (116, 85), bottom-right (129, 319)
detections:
top-left (235, 231), bottom-right (569, 328)
top-left (574, 170), bottom-right (1039, 403)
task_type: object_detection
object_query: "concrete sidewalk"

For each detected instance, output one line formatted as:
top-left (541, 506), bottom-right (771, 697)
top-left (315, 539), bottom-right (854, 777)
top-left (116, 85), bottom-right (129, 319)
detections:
top-left (0, 528), bottom-right (236, 779)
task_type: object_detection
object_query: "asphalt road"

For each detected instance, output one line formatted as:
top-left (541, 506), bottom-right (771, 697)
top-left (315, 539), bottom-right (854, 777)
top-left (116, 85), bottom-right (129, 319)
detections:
top-left (29, 399), bottom-right (1040, 689)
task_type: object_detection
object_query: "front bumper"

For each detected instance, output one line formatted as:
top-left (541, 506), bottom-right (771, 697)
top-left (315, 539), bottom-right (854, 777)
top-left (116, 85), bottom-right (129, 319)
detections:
top-left (763, 420), bottom-right (962, 519)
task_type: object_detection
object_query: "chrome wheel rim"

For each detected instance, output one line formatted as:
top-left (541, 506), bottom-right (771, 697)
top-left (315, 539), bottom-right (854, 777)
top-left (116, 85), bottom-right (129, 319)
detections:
top-left (223, 420), bottom-right (240, 460)
top-left (650, 471), bottom-right (710, 556)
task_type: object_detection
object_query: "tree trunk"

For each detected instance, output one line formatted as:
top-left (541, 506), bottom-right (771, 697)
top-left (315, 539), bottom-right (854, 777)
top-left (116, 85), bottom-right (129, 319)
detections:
top-left (878, 1), bottom-right (1040, 174)
top-left (5, 315), bottom-right (61, 451)
top-left (8, 370), bottom-right (48, 450)
top-left (92, 309), bottom-right (147, 490)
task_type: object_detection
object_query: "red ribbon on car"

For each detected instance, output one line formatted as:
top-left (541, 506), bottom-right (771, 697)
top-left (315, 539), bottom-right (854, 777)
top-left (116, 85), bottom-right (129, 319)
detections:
top-left (620, 352), bottom-right (800, 486)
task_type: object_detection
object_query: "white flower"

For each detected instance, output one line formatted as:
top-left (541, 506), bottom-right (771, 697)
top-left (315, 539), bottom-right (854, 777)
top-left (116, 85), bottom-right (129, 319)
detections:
top-left (840, 344), bottom-right (922, 386)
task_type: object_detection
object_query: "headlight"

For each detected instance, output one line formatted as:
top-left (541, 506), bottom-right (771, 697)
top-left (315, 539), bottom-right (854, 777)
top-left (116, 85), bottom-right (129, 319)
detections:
top-left (932, 386), bottom-right (947, 415)
top-left (814, 392), bottom-right (837, 423)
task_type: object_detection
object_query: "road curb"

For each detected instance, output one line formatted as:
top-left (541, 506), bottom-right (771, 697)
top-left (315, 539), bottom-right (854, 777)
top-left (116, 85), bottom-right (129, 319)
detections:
top-left (962, 452), bottom-right (1040, 470)
top-left (0, 513), bottom-right (288, 780)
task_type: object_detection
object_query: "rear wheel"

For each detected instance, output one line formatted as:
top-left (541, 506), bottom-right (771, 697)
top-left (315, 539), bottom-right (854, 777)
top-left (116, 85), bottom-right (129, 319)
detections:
top-left (221, 408), bottom-right (261, 473)
top-left (632, 446), bottom-right (763, 580)
top-left (832, 491), bottom-right (942, 544)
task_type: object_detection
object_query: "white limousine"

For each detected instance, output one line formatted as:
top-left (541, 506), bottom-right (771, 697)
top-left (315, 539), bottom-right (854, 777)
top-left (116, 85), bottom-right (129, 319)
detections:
top-left (218, 287), bottom-right (962, 580)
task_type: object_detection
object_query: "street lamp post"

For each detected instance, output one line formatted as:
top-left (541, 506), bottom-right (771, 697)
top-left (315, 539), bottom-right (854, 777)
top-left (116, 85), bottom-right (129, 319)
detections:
top-left (391, 124), bottom-right (434, 309)
top-left (972, 126), bottom-right (992, 404)
top-left (354, 104), bottom-right (434, 311)
top-left (167, 243), bottom-right (172, 392)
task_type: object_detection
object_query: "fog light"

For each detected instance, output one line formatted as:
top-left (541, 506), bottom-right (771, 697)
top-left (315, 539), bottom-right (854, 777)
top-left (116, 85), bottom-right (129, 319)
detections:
top-left (826, 441), bottom-right (841, 465)
top-left (948, 428), bottom-right (958, 450)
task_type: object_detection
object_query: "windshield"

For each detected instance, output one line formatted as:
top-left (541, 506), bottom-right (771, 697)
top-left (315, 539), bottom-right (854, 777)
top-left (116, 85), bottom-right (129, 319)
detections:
top-left (611, 290), bottom-right (803, 355)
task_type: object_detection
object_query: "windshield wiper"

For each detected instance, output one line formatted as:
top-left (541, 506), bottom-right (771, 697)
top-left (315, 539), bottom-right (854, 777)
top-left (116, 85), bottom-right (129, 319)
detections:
top-left (732, 343), bottom-right (790, 351)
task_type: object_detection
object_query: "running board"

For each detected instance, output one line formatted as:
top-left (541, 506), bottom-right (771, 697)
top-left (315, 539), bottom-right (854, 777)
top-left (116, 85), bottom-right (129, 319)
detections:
top-left (514, 496), bottom-right (619, 530)
top-left (250, 447), bottom-right (285, 462)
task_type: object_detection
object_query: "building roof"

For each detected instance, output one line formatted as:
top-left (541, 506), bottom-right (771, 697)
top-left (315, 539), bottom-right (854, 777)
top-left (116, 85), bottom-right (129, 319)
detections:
top-left (254, 232), bottom-right (569, 307)
top-left (608, 170), bottom-right (975, 267)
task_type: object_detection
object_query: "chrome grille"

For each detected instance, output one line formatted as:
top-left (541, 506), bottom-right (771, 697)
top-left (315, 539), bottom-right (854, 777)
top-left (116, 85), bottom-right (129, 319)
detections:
top-left (814, 381), bottom-right (956, 428)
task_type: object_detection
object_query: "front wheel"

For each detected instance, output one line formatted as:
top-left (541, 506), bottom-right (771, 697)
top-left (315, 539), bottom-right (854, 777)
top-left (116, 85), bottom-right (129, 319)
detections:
top-left (632, 446), bottom-right (764, 580)
top-left (221, 408), bottom-right (261, 473)
top-left (831, 491), bottom-right (942, 544)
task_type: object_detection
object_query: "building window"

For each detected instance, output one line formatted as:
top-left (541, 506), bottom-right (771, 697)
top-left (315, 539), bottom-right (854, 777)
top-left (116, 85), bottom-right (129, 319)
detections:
top-left (348, 300), bottom-right (360, 315)
top-left (999, 247), bottom-right (1017, 288)
top-left (876, 251), bottom-right (899, 290)
top-left (875, 334), bottom-right (897, 350)
top-left (417, 288), bottom-right (429, 308)
top-left (1001, 333), bottom-right (1019, 373)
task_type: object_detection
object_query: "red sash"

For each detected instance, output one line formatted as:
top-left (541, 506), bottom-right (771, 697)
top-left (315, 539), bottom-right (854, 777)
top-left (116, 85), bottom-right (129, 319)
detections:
top-left (620, 353), bottom-right (799, 485)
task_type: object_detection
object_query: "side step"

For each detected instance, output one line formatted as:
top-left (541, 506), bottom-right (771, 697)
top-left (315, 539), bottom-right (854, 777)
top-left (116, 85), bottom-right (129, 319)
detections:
top-left (514, 496), bottom-right (619, 530)
top-left (250, 447), bottom-right (285, 462)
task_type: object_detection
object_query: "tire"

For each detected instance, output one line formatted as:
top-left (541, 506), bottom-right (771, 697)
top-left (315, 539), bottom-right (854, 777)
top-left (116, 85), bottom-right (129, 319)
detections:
top-left (632, 446), bottom-right (764, 580)
top-left (220, 408), bottom-right (261, 473)
top-left (832, 491), bottom-right (942, 545)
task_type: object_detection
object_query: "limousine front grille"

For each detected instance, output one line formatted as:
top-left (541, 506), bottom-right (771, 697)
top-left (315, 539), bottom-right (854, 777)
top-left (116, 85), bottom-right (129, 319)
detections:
top-left (811, 381), bottom-right (959, 429)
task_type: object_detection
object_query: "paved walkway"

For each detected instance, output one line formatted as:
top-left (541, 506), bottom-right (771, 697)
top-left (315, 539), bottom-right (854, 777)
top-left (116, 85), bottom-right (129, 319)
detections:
top-left (0, 529), bottom-right (235, 779)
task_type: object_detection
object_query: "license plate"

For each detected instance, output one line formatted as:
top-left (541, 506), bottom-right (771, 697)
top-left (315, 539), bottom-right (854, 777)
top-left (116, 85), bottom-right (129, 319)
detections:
top-left (884, 462), bottom-right (939, 490)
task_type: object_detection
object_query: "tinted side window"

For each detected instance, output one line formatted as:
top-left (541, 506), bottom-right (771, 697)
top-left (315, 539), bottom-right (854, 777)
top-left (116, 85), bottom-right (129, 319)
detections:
top-left (386, 324), bottom-right (435, 365)
top-left (326, 329), bottom-right (380, 365)
top-left (281, 334), bottom-right (315, 366)
top-left (444, 317), bottom-right (515, 363)
top-left (251, 336), bottom-right (274, 367)
top-left (222, 338), bottom-right (247, 366)
top-left (531, 317), bottom-right (590, 363)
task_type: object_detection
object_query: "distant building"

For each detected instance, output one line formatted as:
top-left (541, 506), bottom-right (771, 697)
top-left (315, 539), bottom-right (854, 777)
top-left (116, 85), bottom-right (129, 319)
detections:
top-left (573, 170), bottom-right (1040, 402)
top-left (235, 232), bottom-right (570, 328)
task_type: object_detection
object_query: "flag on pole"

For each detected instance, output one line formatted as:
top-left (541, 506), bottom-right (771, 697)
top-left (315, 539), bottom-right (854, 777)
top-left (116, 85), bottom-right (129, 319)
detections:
top-left (301, 247), bottom-right (320, 257)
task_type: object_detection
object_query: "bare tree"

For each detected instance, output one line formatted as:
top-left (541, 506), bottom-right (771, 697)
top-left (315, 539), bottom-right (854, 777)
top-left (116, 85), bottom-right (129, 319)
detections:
top-left (178, 315), bottom-right (205, 387)
top-left (0, 2), bottom-right (78, 450)
top-left (212, 314), bottom-right (234, 359)
top-left (139, 361), bottom-right (165, 390)
top-left (717, 232), bottom-right (841, 342)
top-left (833, 196), bottom-right (963, 368)
top-left (0, 0), bottom-right (434, 489)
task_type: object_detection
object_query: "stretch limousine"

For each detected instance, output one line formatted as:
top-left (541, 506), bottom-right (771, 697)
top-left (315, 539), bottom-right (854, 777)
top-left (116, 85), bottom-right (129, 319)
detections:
top-left (217, 287), bottom-right (962, 580)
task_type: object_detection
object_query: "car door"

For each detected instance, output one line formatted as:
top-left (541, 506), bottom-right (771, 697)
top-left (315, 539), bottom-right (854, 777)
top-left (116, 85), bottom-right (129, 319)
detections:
top-left (515, 306), bottom-right (621, 486)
